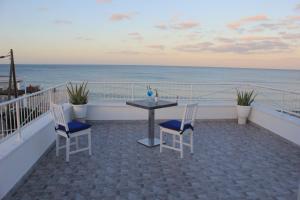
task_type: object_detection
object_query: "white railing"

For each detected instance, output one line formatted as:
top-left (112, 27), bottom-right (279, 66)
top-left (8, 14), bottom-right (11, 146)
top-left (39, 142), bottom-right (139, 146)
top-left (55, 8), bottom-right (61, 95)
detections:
top-left (1, 81), bottom-right (299, 143)
top-left (71, 81), bottom-right (300, 117)
top-left (77, 81), bottom-right (241, 104)
top-left (251, 84), bottom-right (300, 117)
top-left (0, 84), bottom-right (67, 143)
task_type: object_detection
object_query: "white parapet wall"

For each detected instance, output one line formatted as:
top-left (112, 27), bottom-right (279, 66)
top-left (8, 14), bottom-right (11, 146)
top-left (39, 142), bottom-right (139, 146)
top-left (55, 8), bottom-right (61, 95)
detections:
top-left (0, 104), bottom-right (73, 199)
top-left (0, 114), bottom-right (55, 199)
top-left (87, 104), bottom-right (237, 120)
top-left (249, 104), bottom-right (300, 146)
top-left (87, 103), bottom-right (300, 146)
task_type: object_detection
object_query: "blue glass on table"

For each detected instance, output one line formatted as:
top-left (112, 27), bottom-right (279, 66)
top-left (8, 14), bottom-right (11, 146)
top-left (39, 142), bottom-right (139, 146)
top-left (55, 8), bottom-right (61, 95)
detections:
top-left (147, 89), bottom-right (153, 97)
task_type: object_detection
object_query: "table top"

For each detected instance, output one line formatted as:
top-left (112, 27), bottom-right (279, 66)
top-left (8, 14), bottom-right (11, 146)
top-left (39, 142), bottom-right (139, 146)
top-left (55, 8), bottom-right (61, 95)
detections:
top-left (126, 99), bottom-right (177, 110)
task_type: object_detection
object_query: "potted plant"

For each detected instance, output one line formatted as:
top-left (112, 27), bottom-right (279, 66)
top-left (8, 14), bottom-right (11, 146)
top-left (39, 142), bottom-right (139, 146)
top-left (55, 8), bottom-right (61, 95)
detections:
top-left (236, 90), bottom-right (256, 125)
top-left (67, 81), bottom-right (89, 120)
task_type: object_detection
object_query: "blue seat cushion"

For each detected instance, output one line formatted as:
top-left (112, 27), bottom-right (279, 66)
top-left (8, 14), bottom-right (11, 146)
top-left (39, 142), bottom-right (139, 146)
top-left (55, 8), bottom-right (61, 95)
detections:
top-left (159, 120), bottom-right (193, 134)
top-left (56, 120), bottom-right (91, 136)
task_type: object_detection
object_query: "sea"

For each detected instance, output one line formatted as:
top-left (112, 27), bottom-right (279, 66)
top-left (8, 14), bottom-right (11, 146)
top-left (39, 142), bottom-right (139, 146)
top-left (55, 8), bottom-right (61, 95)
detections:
top-left (0, 64), bottom-right (299, 92)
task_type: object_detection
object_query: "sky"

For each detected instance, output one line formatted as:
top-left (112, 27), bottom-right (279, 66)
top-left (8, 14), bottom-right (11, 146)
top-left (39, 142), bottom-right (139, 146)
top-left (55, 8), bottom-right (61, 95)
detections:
top-left (0, 0), bottom-right (300, 69)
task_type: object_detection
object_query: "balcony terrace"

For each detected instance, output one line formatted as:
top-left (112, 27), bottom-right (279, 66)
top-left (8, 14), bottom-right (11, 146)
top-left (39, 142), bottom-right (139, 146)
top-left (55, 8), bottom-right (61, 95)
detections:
top-left (0, 82), bottom-right (299, 200)
top-left (4, 120), bottom-right (300, 200)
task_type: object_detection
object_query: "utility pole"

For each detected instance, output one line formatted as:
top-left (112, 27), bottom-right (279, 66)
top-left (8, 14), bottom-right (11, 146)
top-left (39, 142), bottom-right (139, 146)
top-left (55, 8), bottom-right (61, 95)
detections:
top-left (7, 49), bottom-right (18, 100)
top-left (11, 49), bottom-right (18, 98)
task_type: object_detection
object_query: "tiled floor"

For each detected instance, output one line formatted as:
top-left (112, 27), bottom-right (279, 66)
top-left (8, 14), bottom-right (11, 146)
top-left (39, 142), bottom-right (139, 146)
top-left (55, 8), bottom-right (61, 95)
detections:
top-left (5, 120), bottom-right (300, 200)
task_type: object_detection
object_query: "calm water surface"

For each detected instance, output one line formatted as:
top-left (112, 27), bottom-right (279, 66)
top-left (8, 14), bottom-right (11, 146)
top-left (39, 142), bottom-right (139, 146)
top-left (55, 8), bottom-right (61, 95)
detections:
top-left (0, 64), bottom-right (299, 92)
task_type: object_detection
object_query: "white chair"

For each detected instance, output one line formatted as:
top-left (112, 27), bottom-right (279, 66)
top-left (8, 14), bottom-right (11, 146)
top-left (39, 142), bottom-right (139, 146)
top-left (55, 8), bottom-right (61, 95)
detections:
top-left (159, 103), bottom-right (198, 158)
top-left (50, 104), bottom-right (92, 162)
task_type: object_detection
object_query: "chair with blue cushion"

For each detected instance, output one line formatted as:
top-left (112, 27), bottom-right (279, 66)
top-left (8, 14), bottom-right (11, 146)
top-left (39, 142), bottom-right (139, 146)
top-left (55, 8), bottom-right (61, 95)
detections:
top-left (50, 104), bottom-right (92, 162)
top-left (159, 103), bottom-right (198, 158)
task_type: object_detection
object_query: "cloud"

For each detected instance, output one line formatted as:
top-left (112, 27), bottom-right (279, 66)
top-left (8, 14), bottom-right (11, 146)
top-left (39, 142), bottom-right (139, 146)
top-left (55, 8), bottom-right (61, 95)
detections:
top-left (227, 15), bottom-right (269, 30)
top-left (258, 21), bottom-right (299, 31)
top-left (107, 50), bottom-right (165, 56)
top-left (154, 15), bottom-right (199, 31)
top-left (147, 45), bottom-right (165, 50)
top-left (128, 32), bottom-right (143, 41)
top-left (295, 3), bottom-right (300, 11)
top-left (186, 32), bottom-right (201, 40)
top-left (235, 14), bottom-right (300, 34)
top-left (258, 23), bottom-right (281, 30)
top-left (218, 41), bottom-right (289, 53)
top-left (128, 32), bottom-right (140, 36)
top-left (107, 50), bottom-right (141, 55)
top-left (75, 36), bottom-right (93, 41)
top-left (175, 42), bottom-right (214, 52)
top-left (217, 37), bottom-right (235, 43)
top-left (240, 35), bottom-right (278, 41)
top-left (96, 0), bottom-right (111, 3)
top-left (110, 13), bottom-right (135, 21)
top-left (155, 24), bottom-right (168, 30)
top-left (171, 21), bottom-right (199, 30)
top-left (242, 15), bottom-right (300, 33)
top-left (53, 20), bottom-right (72, 25)
top-left (248, 27), bottom-right (264, 33)
top-left (286, 15), bottom-right (300, 21)
top-left (258, 22), bottom-right (297, 31)
top-left (280, 33), bottom-right (300, 40)
top-left (175, 40), bottom-right (290, 54)
top-left (218, 35), bottom-right (284, 43)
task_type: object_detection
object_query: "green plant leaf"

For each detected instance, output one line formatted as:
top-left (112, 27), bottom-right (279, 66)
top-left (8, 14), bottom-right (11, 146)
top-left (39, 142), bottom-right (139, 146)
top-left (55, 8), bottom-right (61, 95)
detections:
top-left (67, 81), bottom-right (89, 105)
top-left (236, 89), bottom-right (256, 106)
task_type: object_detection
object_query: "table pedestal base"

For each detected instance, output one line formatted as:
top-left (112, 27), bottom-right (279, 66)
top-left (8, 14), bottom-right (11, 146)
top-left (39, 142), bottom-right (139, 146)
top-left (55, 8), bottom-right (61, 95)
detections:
top-left (126, 100), bottom-right (177, 148)
top-left (137, 138), bottom-right (160, 147)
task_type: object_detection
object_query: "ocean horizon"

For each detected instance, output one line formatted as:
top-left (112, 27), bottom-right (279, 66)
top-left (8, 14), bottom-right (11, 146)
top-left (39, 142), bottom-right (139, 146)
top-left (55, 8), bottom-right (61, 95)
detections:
top-left (0, 64), bottom-right (299, 92)
top-left (6, 63), bottom-right (300, 71)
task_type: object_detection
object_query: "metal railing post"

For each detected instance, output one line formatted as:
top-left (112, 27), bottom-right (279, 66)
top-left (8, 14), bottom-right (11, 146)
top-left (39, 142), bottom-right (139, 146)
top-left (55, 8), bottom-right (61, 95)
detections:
top-left (131, 83), bottom-right (134, 101)
top-left (190, 84), bottom-right (193, 102)
top-left (15, 100), bottom-right (22, 141)
top-left (49, 88), bottom-right (54, 106)
top-left (65, 84), bottom-right (69, 103)
top-left (281, 93), bottom-right (285, 113)
top-left (24, 80), bottom-right (27, 96)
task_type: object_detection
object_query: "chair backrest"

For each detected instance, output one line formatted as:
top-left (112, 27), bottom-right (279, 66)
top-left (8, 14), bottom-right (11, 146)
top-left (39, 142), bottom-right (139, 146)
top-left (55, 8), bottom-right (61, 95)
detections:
top-left (180, 103), bottom-right (198, 130)
top-left (50, 103), bottom-right (68, 132)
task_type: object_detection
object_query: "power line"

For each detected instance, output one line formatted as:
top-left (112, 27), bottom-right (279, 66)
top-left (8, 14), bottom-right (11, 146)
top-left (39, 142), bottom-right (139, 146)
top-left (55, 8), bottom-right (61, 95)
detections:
top-left (0, 53), bottom-right (10, 59)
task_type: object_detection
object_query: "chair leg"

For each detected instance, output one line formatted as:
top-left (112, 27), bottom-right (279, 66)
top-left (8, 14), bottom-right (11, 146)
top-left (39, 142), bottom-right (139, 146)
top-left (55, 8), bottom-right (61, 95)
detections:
top-left (172, 135), bottom-right (176, 147)
top-left (56, 134), bottom-right (59, 157)
top-left (66, 138), bottom-right (70, 162)
top-left (160, 130), bottom-right (163, 153)
top-left (88, 132), bottom-right (92, 156)
top-left (180, 135), bottom-right (183, 158)
top-left (190, 131), bottom-right (194, 154)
